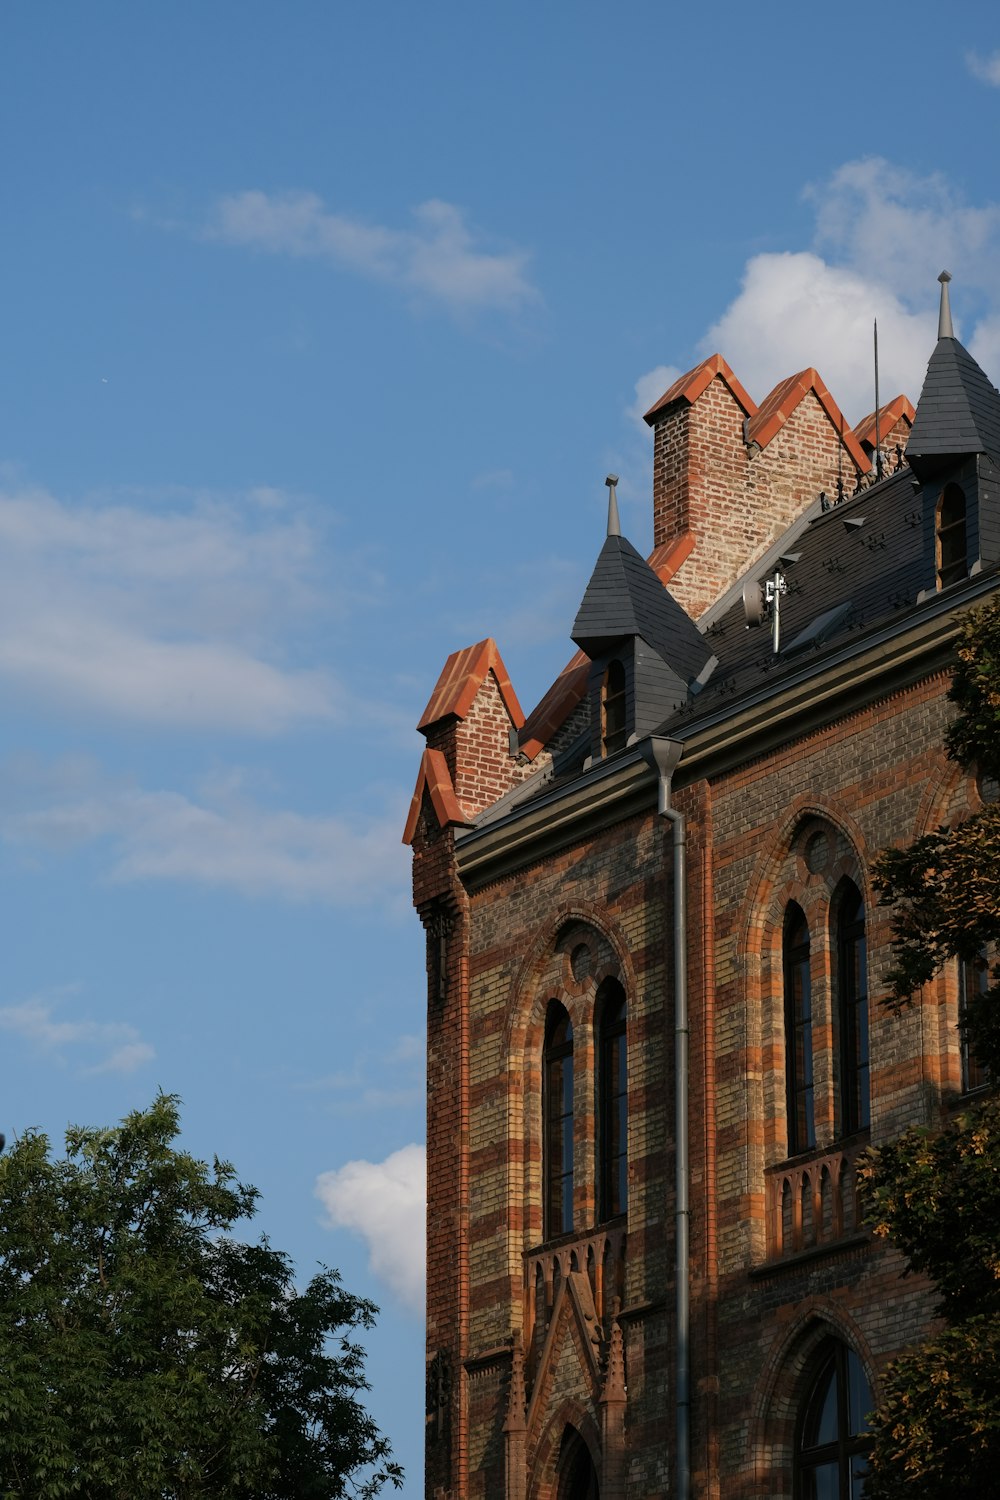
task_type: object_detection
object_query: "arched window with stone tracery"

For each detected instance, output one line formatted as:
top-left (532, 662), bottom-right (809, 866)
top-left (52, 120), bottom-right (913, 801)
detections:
top-left (795, 1339), bottom-right (872, 1498)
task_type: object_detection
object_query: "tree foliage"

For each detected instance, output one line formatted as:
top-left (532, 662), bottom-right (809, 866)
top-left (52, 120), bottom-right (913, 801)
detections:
top-left (859, 597), bottom-right (1000, 1497)
top-left (0, 1094), bottom-right (402, 1500)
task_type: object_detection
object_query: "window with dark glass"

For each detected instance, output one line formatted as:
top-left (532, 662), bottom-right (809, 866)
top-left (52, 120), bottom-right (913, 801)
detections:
top-left (598, 981), bottom-right (627, 1220)
top-left (784, 904), bottom-right (815, 1155)
top-left (601, 660), bottom-right (627, 757)
top-left (544, 1004), bottom-right (574, 1238)
top-left (836, 883), bottom-right (869, 1136)
top-left (960, 953), bottom-right (990, 1094)
top-left (936, 483), bottom-right (968, 590)
top-left (796, 1340), bottom-right (872, 1499)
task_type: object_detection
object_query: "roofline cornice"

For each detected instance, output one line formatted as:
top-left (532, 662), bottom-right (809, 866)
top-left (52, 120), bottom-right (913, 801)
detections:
top-left (455, 572), bottom-right (999, 890)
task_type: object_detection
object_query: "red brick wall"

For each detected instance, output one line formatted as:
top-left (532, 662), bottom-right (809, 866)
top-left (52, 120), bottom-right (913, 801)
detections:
top-left (414, 659), bottom-right (971, 1497)
top-left (650, 378), bottom-right (865, 620)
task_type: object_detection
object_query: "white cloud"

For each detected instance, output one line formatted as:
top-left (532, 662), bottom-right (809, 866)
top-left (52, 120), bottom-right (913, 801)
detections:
top-left (704, 252), bottom-right (930, 417)
top-left (967, 49), bottom-right (1000, 86)
top-left (635, 158), bottom-right (1000, 422)
top-left (0, 992), bottom-right (154, 1074)
top-left (629, 364), bottom-right (681, 433)
top-left (206, 191), bottom-right (539, 316)
top-left (0, 767), bottom-right (409, 907)
top-left (315, 1143), bottom-right (425, 1314)
top-left (0, 484), bottom-right (367, 733)
top-left (809, 158), bottom-right (1000, 298)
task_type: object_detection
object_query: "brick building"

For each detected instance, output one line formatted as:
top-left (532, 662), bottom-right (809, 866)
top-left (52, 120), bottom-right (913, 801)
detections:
top-left (406, 275), bottom-right (1000, 1499)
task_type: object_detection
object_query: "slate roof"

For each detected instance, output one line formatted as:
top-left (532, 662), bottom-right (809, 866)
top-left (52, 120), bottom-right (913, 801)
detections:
top-left (655, 463), bottom-right (930, 733)
top-left (907, 336), bottom-right (1000, 465)
top-left (571, 531), bottom-right (713, 684)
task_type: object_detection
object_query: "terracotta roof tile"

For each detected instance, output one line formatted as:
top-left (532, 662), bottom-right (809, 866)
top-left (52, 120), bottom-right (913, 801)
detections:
top-left (853, 395), bottom-right (915, 450)
top-left (417, 637), bottom-right (524, 733)
top-left (648, 529), bottom-right (696, 584)
top-left (518, 653), bottom-right (589, 761)
top-left (643, 353), bottom-right (756, 425)
top-left (401, 747), bottom-right (471, 845)
top-left (747, 368), bottom-right (868, 472)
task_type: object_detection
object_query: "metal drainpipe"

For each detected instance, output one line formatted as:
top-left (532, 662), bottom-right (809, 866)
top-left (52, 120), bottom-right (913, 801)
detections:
top-left (647, 736), bottom-right (689, 1500)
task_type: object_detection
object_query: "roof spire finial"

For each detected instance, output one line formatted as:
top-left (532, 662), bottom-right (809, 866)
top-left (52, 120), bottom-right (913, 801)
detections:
top-left (938, 270), bottom-right (954, 340)
top-left (605, 473), bottom-right (621, 537)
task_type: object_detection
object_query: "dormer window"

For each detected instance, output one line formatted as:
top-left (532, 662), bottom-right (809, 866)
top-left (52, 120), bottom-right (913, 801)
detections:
top-left (601, 660), bottom-right (627, 756)
top-left (937, 483), bottom-right (968, 589)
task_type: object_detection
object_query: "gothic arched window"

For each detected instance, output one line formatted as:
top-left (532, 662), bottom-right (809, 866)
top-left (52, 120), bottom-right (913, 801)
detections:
top-left (784, 903), bottom-right (815, 1156)
top-left (936, 483), bottom-right (968, 590)
top-left (597, 980), bottom-right (627, 1221)
top-left (795, 1340), bottom-right (872, 1498)
top-left (544, 1003), bottom-right (574, 1238)
top-left (835, 882), bottom-right (869, 1136)
top-left (601, 660), bottom-right (627, 757)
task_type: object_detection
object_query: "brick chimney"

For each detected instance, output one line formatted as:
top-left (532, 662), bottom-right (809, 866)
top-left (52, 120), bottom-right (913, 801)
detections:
top-left (644, 356), bottom-right (871, 619)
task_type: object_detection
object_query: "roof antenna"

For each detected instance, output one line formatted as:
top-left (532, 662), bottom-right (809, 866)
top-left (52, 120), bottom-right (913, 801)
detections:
top-left (874, 318), bottom-right (883, 482)
top-left (938, 270), bottom-right (954, 340)
top-left (606, 473), bottom-right (621, 537)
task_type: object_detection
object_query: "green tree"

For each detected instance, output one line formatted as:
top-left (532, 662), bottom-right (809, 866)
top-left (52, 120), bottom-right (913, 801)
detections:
top-left (0, 1093), bottom-right (403, 1500)
top-left (860, 596), bottom-right (1000, 1499)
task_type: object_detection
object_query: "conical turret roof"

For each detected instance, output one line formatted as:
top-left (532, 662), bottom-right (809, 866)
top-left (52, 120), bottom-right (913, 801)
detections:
top-left (572, 530), bottom-right (712, 684)
top-left (907, 280), bottom-right (1000, 469)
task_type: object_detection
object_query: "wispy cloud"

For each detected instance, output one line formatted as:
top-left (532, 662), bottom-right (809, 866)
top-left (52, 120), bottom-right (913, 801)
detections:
top-left (0, 990), bottom-right (154, 1075)
top-left (204, 191), bottom-right (540, 316)
top-left (967, 49), bottom-right (1000, 86)
top-left (0, 483), bottom-right (376, 733)
top-left (297, 1031), bottom-right (424, 1111)
top-left (315, 1143), bottom-right (425, 1314)
top-left (0, 761), bottom-right (409, 908)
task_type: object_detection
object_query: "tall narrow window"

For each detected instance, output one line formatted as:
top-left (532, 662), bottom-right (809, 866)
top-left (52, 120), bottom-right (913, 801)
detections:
top-left (795, 1340), bottom-right (872, 1499)
top-left (598, 981), bottom-right (628, 1220)
top-left (960, 953), bottom-right (990, 1094)
top-left (936, 483), bottom-right (967, 589)
top-left (544, 1004), bottom-right (574, 1238)
top-left (784, 904), bottom-right (815, 1156)
top-left (601, 660), bottom-right (627, 757)
top-left (836, 883), bottom-right (869, 1135)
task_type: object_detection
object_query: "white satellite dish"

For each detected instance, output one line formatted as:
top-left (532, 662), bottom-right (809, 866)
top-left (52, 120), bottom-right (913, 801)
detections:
top-left (742, 578), bottom-right (764, 627)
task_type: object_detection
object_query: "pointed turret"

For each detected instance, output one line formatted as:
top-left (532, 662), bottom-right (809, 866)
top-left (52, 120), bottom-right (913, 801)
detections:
top-left (907, 272), bottom-right (1000, 478)
top-left (572, 526), bottom-right (712, 684)
top-left (572, 483), bottom-right (715, 757)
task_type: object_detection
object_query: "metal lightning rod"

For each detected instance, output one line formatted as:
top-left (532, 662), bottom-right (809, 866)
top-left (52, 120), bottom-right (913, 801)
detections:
top-left (874, 318), bottom-right (883, 482)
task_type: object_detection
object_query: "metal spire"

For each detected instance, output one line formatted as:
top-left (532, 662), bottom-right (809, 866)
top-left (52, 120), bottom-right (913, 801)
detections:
top-left (938, 270), bottom-right (954, 340)
top-left (605, 473), bottom-right (621, 537)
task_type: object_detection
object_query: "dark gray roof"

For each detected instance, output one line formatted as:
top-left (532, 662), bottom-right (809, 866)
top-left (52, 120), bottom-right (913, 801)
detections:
top-left (659, 463), bottom-right (931, 731)
top-left (907, 336), bottom-right (1000, 467)
top-left (572, 532), bottom-right (713, 683)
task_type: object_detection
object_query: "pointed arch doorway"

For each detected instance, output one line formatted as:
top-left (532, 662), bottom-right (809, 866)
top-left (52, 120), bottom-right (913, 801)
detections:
top-left (556, 1427), bottom-right (600, 1500)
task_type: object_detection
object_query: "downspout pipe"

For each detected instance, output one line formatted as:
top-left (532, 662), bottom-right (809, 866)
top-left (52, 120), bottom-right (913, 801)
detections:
top-left (645, 736), bottom-right (690, 1500)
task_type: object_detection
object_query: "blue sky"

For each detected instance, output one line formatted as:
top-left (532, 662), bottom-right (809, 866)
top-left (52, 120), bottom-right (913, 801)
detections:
top-left (3, 3), bottom-right (1000, 1489)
